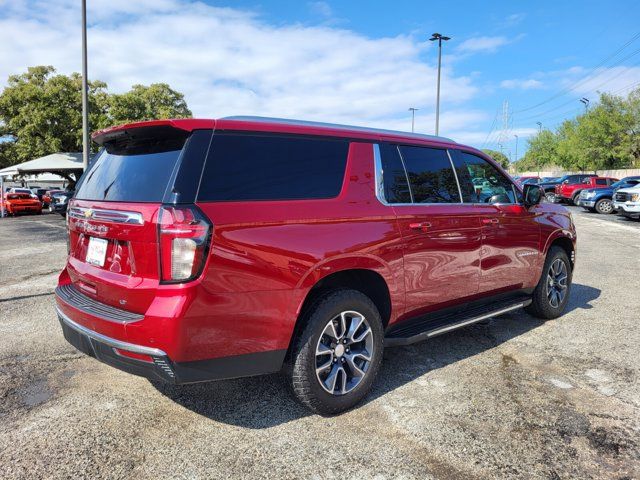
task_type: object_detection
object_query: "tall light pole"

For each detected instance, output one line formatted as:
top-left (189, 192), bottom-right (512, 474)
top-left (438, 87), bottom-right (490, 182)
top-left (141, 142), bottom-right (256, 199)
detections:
top-left (514, 134), bottom-right (519, 163)
top-left (81, 0), bottom-right (90, 170)
top-left (408, 107), bottom-right (418, 133)
top-left (579, 97), bottom-right (589, 113)
top-left (429, 33), bottom-right (451, 136)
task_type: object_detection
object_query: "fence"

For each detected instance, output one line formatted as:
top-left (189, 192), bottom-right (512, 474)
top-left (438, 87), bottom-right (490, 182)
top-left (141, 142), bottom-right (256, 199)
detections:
top-left (511, 168), bottom-right (640, 178)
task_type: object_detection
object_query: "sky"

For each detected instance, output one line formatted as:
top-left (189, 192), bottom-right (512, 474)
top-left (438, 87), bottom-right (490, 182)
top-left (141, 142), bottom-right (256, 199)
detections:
top-left (0, 0), bottom-right (639, 159)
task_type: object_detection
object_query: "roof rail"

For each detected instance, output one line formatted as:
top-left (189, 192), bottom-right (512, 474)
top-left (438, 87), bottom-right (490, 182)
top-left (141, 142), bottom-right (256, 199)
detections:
top-left (220, 116), bottom-right (456, 143)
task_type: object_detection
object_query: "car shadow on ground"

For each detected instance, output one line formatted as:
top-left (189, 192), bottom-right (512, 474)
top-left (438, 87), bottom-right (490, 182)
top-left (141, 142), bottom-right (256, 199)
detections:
top-left (152, 283), bottom-right (601, 429)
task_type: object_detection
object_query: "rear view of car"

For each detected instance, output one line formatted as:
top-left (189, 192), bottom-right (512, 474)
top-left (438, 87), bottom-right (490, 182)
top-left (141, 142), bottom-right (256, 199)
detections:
top-left (2, 193), bottom-right (42, 216)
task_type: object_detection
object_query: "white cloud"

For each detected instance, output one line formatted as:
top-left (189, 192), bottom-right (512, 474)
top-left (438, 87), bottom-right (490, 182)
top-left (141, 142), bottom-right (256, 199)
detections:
top-left (455, 36), bottom-right (511, 54)
top-left (0, 0), bottom-right (497, 143)
top-left (502, 13), bottom-right (526, 27)
top-left (500, 78), bottom-right (544, 90)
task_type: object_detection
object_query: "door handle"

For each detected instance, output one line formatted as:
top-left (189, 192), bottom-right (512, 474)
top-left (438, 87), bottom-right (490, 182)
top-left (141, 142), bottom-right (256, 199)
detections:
top-left (482, 218), bottom-right (499, 225)
top-left (409, 222), bottom-right (432, 231)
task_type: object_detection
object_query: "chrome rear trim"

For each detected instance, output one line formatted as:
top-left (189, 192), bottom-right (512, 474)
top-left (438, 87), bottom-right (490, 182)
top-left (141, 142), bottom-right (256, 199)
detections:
top-left (56, 306), bottom-right (166, 357)
top-left (68, 206), bottom-right (144, 225)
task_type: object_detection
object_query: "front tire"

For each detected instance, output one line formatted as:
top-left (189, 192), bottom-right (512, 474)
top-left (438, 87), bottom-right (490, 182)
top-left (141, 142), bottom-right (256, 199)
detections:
top-left (595, 198), bottom-right (614, 214)
top-left (526, 246), bottom-right (572, 319)
top-left (288, 289), bottom-right (384, 415)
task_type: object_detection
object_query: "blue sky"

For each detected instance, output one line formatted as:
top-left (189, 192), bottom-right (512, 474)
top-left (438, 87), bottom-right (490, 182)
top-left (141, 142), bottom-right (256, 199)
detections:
top-left (1, 0), bottom-right (639, 159)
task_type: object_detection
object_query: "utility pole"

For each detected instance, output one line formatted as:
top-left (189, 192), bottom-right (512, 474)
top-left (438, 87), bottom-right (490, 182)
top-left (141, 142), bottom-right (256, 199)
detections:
top-left (429, 33), bottom-right (451, 136)
top-left (409, 108), bottom-right (418, 133)
top-left (579, 97), bottom-right (589, 113)
top-left (81, 0), bottom-right (90, 170)
top-left (514, 134), bottom-right (519, 163)
top-left (536, 122), bottom-right (543, 177)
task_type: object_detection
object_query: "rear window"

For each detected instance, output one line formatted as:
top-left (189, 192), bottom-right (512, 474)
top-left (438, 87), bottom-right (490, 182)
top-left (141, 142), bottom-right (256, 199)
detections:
top-left (75, 131), bottom-right (187, 202)
top-left (197, 133), bottom-right (349, 202)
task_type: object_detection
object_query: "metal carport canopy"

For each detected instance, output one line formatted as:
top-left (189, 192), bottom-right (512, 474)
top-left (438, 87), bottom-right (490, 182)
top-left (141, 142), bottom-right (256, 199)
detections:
top-left (0, 152), bottom-right (83, 179)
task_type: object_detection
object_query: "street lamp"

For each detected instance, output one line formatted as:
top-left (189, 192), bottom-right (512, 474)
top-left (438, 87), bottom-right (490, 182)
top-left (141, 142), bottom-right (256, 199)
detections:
top-left (429, 33), bottom-right (451, 136)
top-left (408, 107), bottom-right (418, 133)
top-left (580, 97), bottom-right (589, 113)
top-left (514, 134), bottom-right (519, 163)
top-left (81, 0), bottom-right (90, 170)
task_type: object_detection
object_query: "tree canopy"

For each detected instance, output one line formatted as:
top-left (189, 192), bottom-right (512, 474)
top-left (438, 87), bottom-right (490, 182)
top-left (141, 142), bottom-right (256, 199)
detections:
top-left (481, 149), bottom-right (510, 169)
top-left (514, 88), bottom-right (640, 172)
top-left (0, 66), bottom-right (192, 169)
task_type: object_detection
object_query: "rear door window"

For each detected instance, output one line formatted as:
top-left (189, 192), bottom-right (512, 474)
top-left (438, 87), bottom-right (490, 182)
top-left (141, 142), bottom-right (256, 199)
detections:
top-left (595, 178), bottom-right (607, 185)
top-left (197, 133), bottom-right (349, 202)
top-left (379, 144), bottom-right (411, 203)
top-left (397, 146), bottom-right (460, 203)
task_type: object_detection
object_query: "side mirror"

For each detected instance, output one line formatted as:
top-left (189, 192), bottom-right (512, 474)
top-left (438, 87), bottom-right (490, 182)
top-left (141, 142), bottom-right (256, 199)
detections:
top-left (523, 184), bottom-right (543, 207)
top-left (562, 180), bottom-right (569, 184)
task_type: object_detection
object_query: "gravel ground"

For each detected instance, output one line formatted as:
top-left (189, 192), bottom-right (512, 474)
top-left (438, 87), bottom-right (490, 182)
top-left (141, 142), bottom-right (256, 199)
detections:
top-left (0, 208), bottom-right (639, 480)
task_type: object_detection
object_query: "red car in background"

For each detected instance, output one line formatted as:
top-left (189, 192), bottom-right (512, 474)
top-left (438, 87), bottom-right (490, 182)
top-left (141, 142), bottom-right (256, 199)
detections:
top-left (43, 190), bottom-right (65, 211)
top-left (554, 176), bottom-right (618, 205)
top-left (2, 192), bottom-right (43, 216)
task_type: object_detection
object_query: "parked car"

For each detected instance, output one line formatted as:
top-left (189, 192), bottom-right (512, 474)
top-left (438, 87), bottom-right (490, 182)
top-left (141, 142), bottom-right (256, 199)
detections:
top-left (8, 187), bottom-right (39, 199)
top-left (42, 189), bottom-right (65, 209)
top-left (516, 176), bottom-right (541, 186)
top-left (554, 176), bottom-right (618, 205)
top-left (50, 190), bottom-right (74, 216)
top-left (55, 117), bottom-right (577, 414)
top-left (540, 174), bottom-right (597, 202)
top-left (613, 183), bottom-right (640, 220)
top-left (1, 192), bottom-right (42, 216)
top-left (30, 187), bottom-right (49, 202)
top-left (577, 176), bottom-right (640, 214)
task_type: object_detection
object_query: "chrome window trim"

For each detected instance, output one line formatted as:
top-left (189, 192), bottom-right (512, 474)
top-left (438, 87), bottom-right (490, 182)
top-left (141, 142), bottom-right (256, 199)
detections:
top-left (68, 206), bottom-right (144, 225)
top-left (56, 306), bottom-right (166, 357)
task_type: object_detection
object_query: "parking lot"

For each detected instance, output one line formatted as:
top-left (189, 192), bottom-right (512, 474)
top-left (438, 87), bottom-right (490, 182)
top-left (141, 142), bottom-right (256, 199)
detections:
top-left (0, 207), bottom-right (638, 480)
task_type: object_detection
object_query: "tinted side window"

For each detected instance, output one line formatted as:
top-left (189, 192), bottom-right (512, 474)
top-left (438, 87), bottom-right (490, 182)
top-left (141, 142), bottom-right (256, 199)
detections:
top-left (595, 178), bottom-right (607, 185)
top-left (457, 152), bottom-right (517, 204)
top-left (379, 144), bottom-right (411, 203)
top-left (566, 176), bottom-right (581, 185)
top-left (198, 134), bottom-right (349, 201)
top-left (398, 146), bottom-right (460, 203)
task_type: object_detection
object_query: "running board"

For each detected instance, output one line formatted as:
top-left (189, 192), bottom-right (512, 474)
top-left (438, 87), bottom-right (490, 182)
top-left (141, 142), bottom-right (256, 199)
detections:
top-left (384, 298), bottom-right (532, 347)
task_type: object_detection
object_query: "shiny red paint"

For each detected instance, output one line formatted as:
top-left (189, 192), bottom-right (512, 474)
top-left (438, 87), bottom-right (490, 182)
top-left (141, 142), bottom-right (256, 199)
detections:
top-left (58, 117), bottom-right (577, 371)
top-left (2, 193), bottom-right (42, 215)
top-left (555, 176), bottom-right (618, 200)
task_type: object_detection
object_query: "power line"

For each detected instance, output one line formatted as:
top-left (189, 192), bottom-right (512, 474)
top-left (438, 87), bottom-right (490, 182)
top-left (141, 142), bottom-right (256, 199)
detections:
top-left (513, 31), bottom-right (640, 114)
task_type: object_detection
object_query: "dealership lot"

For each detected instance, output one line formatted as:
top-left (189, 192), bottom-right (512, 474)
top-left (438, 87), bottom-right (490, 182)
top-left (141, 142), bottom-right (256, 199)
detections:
top-left (0, 209), bottom-right (638, 479)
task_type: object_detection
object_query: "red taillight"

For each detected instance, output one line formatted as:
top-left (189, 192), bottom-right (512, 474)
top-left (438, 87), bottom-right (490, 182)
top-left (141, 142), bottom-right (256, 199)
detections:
top-left (158, 206), bottom-right (212, 283)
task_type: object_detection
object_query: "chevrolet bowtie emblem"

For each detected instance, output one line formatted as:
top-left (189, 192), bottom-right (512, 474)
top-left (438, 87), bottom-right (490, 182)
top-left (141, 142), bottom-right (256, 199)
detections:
top-left (84, 209), bottom-right (93, 218)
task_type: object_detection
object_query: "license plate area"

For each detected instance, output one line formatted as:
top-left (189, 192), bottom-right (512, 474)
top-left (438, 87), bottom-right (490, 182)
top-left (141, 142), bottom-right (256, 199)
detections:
top-left (86, 237), bottom-right (109, 267)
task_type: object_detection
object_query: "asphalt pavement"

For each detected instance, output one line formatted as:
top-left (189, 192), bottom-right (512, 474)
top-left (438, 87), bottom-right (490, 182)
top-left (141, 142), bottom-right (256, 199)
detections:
top-left (0, 208), bottom-right (638, 479)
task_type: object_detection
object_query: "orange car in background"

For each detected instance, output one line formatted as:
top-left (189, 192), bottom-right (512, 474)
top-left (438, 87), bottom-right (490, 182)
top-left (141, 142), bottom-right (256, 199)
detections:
top-left (2, 193), bottom-right (43, 216)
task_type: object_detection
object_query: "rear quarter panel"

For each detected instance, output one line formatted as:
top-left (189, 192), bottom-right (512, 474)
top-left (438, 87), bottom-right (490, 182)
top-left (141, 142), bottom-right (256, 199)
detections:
top-left (191, 142), bottom-right (405, 359)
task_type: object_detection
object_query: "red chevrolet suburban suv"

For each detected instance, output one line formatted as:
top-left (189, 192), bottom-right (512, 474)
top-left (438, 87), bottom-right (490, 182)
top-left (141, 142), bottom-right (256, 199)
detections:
top-left (56, 117), bottom-right (576, 414)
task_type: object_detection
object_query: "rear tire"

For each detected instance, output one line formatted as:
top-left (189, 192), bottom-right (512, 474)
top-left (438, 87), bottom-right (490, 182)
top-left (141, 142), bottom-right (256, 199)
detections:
top-left (526, 246), bottom-right (572, 320)
top-left (595, 198), bottom-right (614, 214)
top-left (288, 289), bottom-right (384, 415)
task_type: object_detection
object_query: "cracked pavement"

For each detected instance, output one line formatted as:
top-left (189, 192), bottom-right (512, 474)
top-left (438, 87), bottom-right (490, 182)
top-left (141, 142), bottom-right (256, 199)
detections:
top-left (0, 209), bottom-right (639, 479)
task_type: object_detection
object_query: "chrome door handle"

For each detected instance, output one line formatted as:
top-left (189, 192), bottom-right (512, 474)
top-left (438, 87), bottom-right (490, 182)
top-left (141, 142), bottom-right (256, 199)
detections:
top-left (482, 218), bottom-right (499, 225)
top-left (409, 222), bottom-right (432, 231)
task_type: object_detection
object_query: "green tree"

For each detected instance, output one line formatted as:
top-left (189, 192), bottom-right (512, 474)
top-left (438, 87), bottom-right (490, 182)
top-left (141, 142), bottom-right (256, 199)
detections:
top-left (0, 66), bottom-right (192, 169)
top-left (517, 129), bottom-right (559, 172)
top-left (108, 83), bottom-right (191, 125)
top-left (481, 149), bottom-right (510, 169)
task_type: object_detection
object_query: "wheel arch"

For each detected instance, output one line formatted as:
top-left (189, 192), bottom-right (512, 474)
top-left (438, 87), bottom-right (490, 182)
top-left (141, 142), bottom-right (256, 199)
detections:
top-left (287, 262), bottom-right (396, 360)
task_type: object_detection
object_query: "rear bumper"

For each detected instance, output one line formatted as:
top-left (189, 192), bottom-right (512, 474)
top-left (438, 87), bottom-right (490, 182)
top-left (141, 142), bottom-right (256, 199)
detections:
top-left (56, 291), bottom-right (287, 384)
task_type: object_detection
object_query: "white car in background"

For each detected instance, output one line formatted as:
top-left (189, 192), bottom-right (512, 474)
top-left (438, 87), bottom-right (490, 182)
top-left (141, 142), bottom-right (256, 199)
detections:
top-left (613, 183), bottom-right (640, 220)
